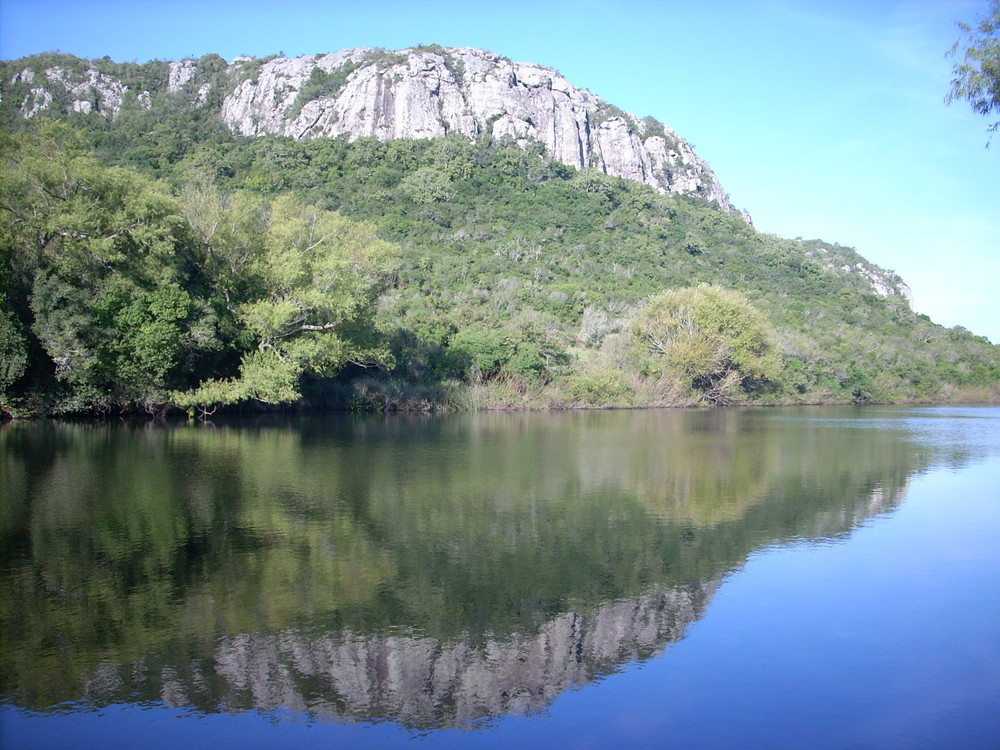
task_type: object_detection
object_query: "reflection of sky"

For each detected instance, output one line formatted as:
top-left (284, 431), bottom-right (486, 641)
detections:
top-left (545, 456), bottom-right (1000, 750)
top-left (783, 406), bottom-right (1000, 465)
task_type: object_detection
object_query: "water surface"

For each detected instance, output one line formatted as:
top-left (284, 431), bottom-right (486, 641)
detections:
top-left (2, 406), bottom-right (998, 748)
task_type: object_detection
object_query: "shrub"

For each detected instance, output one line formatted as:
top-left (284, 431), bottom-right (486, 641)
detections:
top-left (629, 284), bottom-right (779, 404)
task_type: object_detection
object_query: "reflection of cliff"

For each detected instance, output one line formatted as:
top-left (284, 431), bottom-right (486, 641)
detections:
top-left (123, 582), bottom-right (713, 728)
top-left (0, 408), bottom-right (952, 724)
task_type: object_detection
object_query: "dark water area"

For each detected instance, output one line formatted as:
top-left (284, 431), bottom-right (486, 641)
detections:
top-left (1, 406), bottom-right (998, 749)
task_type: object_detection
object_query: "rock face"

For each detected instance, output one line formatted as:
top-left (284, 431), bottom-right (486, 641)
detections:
top-left (3, 50), bottom-right (932, 303)
top-left (5, 47), bottom-right (744, 217)
top-left (222, 47), bottom-right (741, 214)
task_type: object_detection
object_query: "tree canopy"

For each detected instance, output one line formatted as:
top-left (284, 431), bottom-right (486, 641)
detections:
top-left (172, 191), bottom-right (398, 412)
top-left (947, 0), bottom-right (1000, 142)
top-left (1, 126), bottom-right (398, 416)
top-left (1, 124), bottom-right (220, 413)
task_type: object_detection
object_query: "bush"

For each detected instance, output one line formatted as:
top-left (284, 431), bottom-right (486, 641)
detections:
top-left (629, 284), bottom-right (779, 404)
top-left (564, 370), bottom-right (632, 407)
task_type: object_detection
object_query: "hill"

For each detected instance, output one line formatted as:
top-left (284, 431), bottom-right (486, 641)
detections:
top-left (0, 47), bottom-right (740, 212)
top-left (1, 49), bottom-right (997, 416)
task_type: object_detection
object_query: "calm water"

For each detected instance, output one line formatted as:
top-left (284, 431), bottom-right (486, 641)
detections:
top-left (1, 406), bottom-right (998, 749)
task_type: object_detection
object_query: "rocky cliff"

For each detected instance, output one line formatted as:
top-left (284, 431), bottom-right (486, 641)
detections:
top-left (3, 47), bottom-right (743, 216)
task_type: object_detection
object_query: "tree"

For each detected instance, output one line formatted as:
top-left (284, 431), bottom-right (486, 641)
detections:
top-left (0, 304), bottom-right (27, 407)
top-left (947, 0), bottom-right (1000, 143)
top-left (628, 284), bottom-right (779, 404)
top-left (173, 192), bottom-right (398, 411)
top-left (0, 124), bottom-right (221, 413)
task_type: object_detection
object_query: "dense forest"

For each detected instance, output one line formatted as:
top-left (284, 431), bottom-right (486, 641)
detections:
top-left (2, 53), bottom-right (999, 418)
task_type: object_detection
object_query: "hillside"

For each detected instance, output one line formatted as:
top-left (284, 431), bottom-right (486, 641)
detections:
top-left (0, 47), bottom-right (740, 213)
top-left (1, 49), bottom-right (998, 416)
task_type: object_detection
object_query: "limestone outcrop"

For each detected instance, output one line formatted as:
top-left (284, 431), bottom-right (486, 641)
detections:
top-left (5, 47), bottom-right (744, 216)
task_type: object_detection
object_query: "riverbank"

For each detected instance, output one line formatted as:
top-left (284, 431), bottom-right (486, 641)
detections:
top-left (4, 375), bottom-right (997, 422)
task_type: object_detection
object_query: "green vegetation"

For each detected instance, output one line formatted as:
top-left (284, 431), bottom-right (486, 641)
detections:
top-left (172, 188), bottom-right (397, 414)
top-left (1, 52), bottom-right (999, 417)
top-left (287, 61), bottom-right (363, 118)
top-left (628, 285), bottom-right (780, 404)
top-left (1, 125), bottom-right (226, 415)
top-left (0, 124), bottom-right (398, 416)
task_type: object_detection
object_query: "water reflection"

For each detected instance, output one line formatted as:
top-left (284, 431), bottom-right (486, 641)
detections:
top-left (0, 408), bottom-right (984, 728)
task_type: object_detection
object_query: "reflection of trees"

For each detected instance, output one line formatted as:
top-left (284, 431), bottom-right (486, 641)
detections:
top-left (567, 409), bottom-right (919, 527)
top-left (0, 421), bottom-right (398, 706)
top-left (0, 409), bottom-right (945, 723)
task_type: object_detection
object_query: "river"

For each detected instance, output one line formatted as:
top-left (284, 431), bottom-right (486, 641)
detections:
top-left (1, 406), bottom-right (998, 748)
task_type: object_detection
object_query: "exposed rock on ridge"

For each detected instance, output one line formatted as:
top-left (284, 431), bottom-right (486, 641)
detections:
top-left (1, 51), bottom-right (928, 303)
top-left (802, 240), bottom-right (913, 304)
top-left (5, 47), bottom-right (743, 217)
top-left (219, 47), bottom-right (742, 215)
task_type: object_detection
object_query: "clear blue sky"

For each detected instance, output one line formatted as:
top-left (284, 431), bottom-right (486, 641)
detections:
top-left (2, 0), bottom-right (997, 342)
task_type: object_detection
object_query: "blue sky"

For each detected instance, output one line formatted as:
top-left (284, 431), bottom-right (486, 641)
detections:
top-left (2, 0), bottom-right (997, 342)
